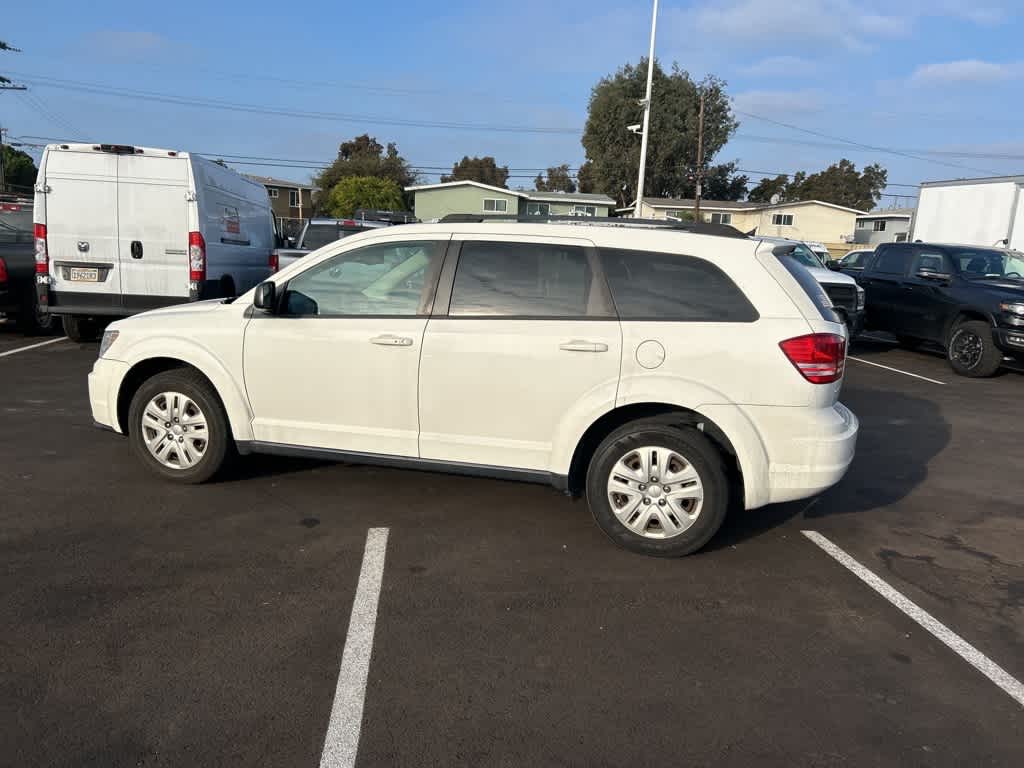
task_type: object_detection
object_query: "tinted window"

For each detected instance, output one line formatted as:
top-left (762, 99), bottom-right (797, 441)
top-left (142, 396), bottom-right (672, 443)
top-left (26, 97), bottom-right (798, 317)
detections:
top-left (773, 248), bottom-right (840, 323)
top-left (601, 248), bottom-right (758, 322)
top-left (842, 251), bottom-right (867, 267)
top-left (283, 241), bottom-right (440, 316)
top-left (450, 241), bottom-right (600, 317)
top-left (301, 224), bottom-right (367, 251)
top-left (910, 248), bottom-right (951, 274)
top-left (873, 245), bottom-right (911, 275)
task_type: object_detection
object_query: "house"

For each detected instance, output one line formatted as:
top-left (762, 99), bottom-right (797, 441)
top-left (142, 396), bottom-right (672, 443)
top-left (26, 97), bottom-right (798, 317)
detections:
top-left (854, 208), bottom-right (914, 245)
top-left (245, 174), bottom-right (316, 232)
top-left (622, 197), bottom-right (864, 253)
top-left (405, 181), bottom-right (615, 221)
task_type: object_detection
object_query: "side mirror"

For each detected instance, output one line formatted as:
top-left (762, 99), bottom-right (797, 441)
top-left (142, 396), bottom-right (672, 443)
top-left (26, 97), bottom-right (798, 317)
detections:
top-left (827, 261), bottom-right (842, 271)
top-left (254, 281), bottom-right (277, 312)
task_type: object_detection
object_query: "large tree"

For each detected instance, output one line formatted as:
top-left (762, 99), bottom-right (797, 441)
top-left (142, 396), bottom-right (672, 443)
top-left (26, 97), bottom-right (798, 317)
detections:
top-left (441, 156), bottom-right (509, 187)
top-left (581, 59), bottom-right (742, 207)
top-left (747, 160), bottom-right (887, 211)
top-left (325, 176), bottom-right (404, 218)
top-left (315, 134), bottom-right (416, 211)
top-left (2, 144), bottom-right (37, 192)
top-left (698, 162), bottom-right (748, 202)
top-left (576, 161), bottom-right (596, 194)
top-left (534, 164), bottom-right (576, 193)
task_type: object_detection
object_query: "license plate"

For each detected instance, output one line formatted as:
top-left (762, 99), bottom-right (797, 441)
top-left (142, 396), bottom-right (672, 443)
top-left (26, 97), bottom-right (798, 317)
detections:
top-left (69, 268), bottom-right (99, 282)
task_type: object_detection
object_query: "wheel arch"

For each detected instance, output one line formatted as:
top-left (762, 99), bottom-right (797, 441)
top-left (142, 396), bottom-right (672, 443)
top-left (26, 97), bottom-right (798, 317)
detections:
top-left (943, 306), bottom-right (995, 341)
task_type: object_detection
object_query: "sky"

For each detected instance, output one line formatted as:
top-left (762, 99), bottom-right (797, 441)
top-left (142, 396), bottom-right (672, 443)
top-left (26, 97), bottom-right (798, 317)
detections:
top-left (2, 0), bottom-right (1023, 209)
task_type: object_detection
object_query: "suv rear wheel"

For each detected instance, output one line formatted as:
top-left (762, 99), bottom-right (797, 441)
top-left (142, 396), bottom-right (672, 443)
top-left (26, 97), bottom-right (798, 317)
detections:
top-left (586, 420), bottom-right (729, 557)
top-left (947, 320), bottom-right (1002, 378)
top-left (128, 369), bottom-right (233, 483)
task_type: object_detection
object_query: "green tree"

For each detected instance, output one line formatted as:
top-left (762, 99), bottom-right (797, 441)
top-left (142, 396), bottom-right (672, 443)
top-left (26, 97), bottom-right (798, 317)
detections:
top-left (441, 156), bottom-right (509, 187)
top-left (325, 176), bottom-right (404, 218)
top-left (534, 164), bottom-right (576, 193)
top-left (786, 159), bottom-right (887, 211)
top-left (747, 174), bottom-right (790, 204)
top-left (698, 162), bottom-right (748, 202)
top-left (576, 161), bottom-right (596, 194)
top-left (2, 144), bottom-right (37, 192)
top-left (581, 59), bottom-right (740, 207)
top-left (315, 134), bottom-right (416, 211)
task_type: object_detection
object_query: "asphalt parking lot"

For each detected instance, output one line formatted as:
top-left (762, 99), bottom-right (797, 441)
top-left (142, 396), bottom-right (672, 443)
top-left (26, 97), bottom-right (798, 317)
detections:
top-left (1, 323), bottom-right (1022, 767)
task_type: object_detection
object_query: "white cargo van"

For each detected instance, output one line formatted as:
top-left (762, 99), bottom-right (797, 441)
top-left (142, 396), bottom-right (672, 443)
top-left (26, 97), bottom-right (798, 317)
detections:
top-left (33, 143), bottom-right (276, 341)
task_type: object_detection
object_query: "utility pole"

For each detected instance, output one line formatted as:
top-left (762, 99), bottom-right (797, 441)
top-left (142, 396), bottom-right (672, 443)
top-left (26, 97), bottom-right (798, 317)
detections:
top-left (693, 91), bottom-right (705, 223)
top-left (0, 124), bottom-right (5, 194)
top-left (633, 0), bottom-right (658, 217)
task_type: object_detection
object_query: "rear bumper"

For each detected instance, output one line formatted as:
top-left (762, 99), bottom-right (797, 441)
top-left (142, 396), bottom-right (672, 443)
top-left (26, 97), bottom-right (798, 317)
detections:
top-left (48, 290), bottom-right (191, 317)
top-left (88, 357), bottom-right (130, 434)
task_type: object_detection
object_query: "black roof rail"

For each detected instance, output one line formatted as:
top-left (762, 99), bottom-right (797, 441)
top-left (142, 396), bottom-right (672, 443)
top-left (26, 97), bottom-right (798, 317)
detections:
top-left (436, 213), bottom-right (748, 238)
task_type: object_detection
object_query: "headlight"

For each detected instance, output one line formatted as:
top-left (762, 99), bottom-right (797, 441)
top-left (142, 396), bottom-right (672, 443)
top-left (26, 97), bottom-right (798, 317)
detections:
top-left (1000, 301), bottom-right (1024, 316)
top-left (98, 329), bottom-right (120, 358)
top-left (856, 286), bottom-right (866, 310)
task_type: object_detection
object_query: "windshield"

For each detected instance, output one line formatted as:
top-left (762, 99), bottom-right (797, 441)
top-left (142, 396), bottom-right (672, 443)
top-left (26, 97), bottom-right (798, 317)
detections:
top-left (951, 248), bottom-right (1024, 279)
top-left (787, 244), bottom-right (824, 270)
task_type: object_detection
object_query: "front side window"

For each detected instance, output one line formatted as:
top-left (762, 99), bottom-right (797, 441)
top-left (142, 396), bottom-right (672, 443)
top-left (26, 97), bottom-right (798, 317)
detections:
top-left (526, 202), bottom-right (550, 216)
top-left (282, 241), bottom-right (440, 316)
top-left (483, 198), bottom-right (509, 213)
top-left (772, 214), bottom-right (794, 226)
top-left (951, 248), bottom-right (1024, 278)
top-left (449, 241), bottom-right (601, 318)
top-left (289, 189), bottom-right (300, 208)
top-left (873, 220), bottom-right (887, 232)
top-left (710, 212), bottom-right (732, 224)
top-left (601, 248), bottom-right (757, 322)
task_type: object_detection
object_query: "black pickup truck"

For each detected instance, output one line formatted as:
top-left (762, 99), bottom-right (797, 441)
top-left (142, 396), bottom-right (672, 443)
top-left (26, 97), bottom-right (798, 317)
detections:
top-left (0, 202), bottom-right (56, 334)
top-left (854, 241), bottom-right (1024, 377)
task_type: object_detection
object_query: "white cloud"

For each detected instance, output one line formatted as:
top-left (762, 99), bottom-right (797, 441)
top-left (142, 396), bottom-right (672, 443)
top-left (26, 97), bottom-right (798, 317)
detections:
top-left (910, 60), bottom-right (1021, 86)
top-left (732, 88), bottom-right (826, 117)
top-left (740, 56), bottom-right (816, 78)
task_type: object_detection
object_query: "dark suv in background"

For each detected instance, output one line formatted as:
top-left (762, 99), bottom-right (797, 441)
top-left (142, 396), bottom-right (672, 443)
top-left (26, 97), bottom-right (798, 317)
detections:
top-left (856, 242), bottom-right (1024, 376)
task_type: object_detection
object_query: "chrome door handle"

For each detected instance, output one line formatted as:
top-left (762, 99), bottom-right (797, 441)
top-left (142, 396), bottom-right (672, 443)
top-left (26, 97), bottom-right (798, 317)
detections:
top-left (559, 340), bottom-right (609, 353)
top-left (370, 334), bottom-right (414, 347)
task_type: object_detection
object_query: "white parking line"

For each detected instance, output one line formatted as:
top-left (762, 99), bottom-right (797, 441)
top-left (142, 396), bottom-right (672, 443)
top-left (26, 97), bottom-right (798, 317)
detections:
top-left (319, 527), bottom-right (390, 768)
top-left (0, 336), bottom-right (68, 358)
top-left (802, 530), bottom-right (1024, 708)
top-left (848, 356), bottom-right (946, 385)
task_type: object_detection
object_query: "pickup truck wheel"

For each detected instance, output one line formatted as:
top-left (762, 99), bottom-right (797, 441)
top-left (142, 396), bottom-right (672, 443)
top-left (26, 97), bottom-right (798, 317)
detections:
top-left (586, 421), bottom-right (728, 557)
top-left (128, 369), bottom-right (233, 483)
top-left (947, 320), bottom-right (1003, 378)
top-left (62, 315), bottom-right (99, 343)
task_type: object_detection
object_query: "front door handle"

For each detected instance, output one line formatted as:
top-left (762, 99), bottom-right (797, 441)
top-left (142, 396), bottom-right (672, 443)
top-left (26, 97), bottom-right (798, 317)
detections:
top-left (130, 240), bottom-right (143, 259)
top-left (559, 340), bottom-right (609, 353)
top-left (370, 334), bottom-right (413, 347)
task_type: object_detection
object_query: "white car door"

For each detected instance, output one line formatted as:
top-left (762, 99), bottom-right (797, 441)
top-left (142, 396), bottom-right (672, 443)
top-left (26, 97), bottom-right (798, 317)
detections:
top-left (242, 236), bottom-right (448, 456)
top-left (418, 235), bottom-right (622, 472)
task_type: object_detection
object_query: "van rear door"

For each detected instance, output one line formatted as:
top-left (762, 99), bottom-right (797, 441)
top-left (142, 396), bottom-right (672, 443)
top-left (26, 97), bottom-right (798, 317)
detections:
top-left (44, 148), bottom-right (121, 308)
top-left (117, 153), bottom-right (190, 310)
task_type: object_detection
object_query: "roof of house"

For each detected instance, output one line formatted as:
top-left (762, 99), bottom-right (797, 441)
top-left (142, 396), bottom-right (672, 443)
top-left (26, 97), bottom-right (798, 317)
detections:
top-left (406, 180), bottom-right (528, 197)
top-left (857, 207), bottom-right (915, 220)
top-left (405, 180), bottom-right (615, 206)
top-left (638, 197), bottom-right (866, 215)
top-left (245, 174), bottom-right (315, 190)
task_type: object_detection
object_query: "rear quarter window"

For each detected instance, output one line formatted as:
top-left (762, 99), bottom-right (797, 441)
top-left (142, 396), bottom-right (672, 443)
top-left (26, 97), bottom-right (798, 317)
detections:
top-left (773, 247), bottom-right (840, 323)
top-left (599, 248), bottom-right (758, 322)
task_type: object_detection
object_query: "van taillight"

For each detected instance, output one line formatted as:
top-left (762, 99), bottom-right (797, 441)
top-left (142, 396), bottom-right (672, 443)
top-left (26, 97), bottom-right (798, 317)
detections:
top-left (34, 224), bottom-right (49, 275)
top-left (779, 333), bottom-right (846, 384)
top-left (188, 230), bottom-right (206, 284)
top-left (269, 252), bottom-right (279, 273)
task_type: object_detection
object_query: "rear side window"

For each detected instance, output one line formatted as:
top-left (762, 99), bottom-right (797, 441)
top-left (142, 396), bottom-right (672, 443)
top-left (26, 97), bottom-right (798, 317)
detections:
top-left (600, 248), bottom-right (758, 322)
top-left (449, 241), bottom-right (607, 318)
top-left (773, 248), bottom-right (840, 323)
top-left (873, 246), bottom-right (911, 275)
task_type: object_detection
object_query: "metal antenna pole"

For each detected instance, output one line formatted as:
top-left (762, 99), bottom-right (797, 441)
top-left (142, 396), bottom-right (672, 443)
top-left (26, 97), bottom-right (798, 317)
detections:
top-left (633, 0), bottom-right (658, 217)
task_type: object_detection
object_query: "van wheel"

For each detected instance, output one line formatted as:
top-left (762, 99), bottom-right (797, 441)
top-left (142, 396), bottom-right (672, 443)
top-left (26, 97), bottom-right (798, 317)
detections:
top-left (62, 315), bottom-right (99, 343)
top-left (219, 276), bottom-right (236, 298)
top-left (947, 320), bottom-right (1002, 378)
top-left (16, 293), bottom-right (58, 335)
top-left (128, 369), bottom-right (234, 483)
top-left (586, 421), bottom-right (729, 557)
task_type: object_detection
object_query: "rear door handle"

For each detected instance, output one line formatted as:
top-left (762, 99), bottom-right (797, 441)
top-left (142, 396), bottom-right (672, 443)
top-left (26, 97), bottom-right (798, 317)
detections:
top-left (559, 340), bottom-right (609, 353)
top-left (370, 334), bottom-right (413, 347)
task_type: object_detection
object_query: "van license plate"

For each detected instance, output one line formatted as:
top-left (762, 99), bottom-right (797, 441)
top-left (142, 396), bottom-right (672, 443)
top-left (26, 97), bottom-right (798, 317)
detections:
top-left (69, 268), bottom-right (99, 282)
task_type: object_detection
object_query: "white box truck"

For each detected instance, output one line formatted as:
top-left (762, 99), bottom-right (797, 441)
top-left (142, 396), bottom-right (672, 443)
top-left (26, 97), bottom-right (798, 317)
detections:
top-left (33, 143), bottom-right (276, 341)
top-left (912, 175), bottom-right (1024, 250)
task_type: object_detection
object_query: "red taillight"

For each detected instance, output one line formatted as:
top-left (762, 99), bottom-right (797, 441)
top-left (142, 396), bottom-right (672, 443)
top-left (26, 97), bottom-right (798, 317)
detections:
top-left (779, 333), bottom-right (847, 384)
top-left (269, 251), bottom-right (279, 273)
top-left (0, 256), bottom-right (8, 283)
top-left (188, 231), bottom-right (206, 283)
top-left (342, 219), bottom-right (357, 227)
top-left (34, 223), bottom-right (48, 275)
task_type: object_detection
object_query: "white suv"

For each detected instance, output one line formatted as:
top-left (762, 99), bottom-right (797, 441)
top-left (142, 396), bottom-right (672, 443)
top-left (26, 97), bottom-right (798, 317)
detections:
top-left (88, 219), bottom-right (859, 557)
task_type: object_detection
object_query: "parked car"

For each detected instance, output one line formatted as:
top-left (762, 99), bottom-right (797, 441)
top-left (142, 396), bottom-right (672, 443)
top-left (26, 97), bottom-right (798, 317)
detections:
top-left (88, 218), bottom-right (858, 557)
top-left (857, 241), bottom-right (1024, 376)
top-left (34, 143), bottom-right (276, 342)
top-left (1, 200), bottom-right (58, 333)
top-left (273, 210), bottom-right (416, 271)
top-left (753, 236), bottom-right (865, 334)
top-left (836, 248), bottom-right (874, 277)
top-left (804, 240), bottom-right (832, 264)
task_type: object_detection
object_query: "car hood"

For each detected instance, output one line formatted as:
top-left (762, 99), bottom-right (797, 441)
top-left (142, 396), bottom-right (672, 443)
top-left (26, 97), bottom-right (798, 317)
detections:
top-left (806, 266), bottom-right (857, 286)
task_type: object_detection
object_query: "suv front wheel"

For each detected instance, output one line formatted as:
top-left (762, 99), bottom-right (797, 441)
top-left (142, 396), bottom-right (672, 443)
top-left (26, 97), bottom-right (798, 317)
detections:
top-left (586, 420), bottom-right (729, 557)
top-left (947, 320), bottom-right (1003, 378)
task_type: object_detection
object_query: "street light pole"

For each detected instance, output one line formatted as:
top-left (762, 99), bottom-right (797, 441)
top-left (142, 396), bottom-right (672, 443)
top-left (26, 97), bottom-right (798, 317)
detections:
top-left (633, 0), bottom-right (658, 218)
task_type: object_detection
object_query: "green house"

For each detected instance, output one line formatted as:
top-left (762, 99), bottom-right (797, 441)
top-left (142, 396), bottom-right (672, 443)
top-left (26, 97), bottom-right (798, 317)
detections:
top-left (407, 181), bottom-right (615, 221)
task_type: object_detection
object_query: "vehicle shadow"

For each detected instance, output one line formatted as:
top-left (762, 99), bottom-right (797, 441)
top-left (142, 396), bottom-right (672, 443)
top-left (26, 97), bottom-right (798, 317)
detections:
top-left (707, 384), bottom-right (951, 550)
top-left (218, 453), bottom-right (333, 483)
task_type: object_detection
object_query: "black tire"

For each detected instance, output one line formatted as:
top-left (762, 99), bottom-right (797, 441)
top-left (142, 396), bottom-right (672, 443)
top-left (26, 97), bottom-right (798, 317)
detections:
top-left (128, 368), bottom-right (234, 483)
top-left (219, 276), bottom-right (237, 298)
top-left (62, 314), bottom-right (99, 343)
top-left (947, 320), bottom-right (1003, 378)
top-left (16, 292), bottom-right (58, 335)
top-left (586, 420), bottom-right (729, 557)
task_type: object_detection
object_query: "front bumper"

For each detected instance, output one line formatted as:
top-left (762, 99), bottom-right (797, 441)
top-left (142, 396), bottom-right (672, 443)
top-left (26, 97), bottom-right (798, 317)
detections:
top-left (88, 357), bottom-right (130, 434)
top-left (994, 327), bottom-right (1024, 356)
